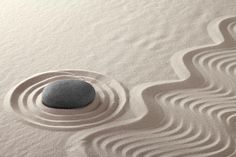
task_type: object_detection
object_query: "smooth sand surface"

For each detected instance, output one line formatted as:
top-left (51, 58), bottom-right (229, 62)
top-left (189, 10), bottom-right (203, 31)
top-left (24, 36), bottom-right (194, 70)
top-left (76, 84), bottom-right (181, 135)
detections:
top-left (1, 0), bottom-right (236, 157)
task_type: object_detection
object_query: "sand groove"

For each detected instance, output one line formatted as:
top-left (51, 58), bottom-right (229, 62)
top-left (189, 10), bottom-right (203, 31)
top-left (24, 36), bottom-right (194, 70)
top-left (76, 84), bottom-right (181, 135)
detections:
top-left (4, 70), bottom-right (127, 130)
top-left (4, 16), bottom-right (236, 156)
top-left (65, 17), bottom-right (236, 156)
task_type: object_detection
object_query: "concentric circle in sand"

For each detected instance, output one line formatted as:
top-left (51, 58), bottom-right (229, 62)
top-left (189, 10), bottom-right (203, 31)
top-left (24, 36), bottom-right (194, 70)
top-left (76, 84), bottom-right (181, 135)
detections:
top-left (4, 70), bottom-right (127, 130)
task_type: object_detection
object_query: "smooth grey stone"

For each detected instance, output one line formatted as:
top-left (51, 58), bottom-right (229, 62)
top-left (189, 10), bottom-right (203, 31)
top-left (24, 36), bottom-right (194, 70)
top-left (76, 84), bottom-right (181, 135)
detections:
top-left (42, 79), bottom-right (96, 109)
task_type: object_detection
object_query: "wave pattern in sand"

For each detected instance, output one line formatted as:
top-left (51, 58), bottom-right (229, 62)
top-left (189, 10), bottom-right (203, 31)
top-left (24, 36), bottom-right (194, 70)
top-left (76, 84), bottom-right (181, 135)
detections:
top-left (66, 17), bottom-right (236, 156)
top-left (4, 70), bottom-right (127, 130)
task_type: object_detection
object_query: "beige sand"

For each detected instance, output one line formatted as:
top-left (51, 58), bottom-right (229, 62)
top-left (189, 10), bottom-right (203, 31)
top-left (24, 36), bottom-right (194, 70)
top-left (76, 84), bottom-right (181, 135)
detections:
top-left (1, 0), bottom-right (236, 157)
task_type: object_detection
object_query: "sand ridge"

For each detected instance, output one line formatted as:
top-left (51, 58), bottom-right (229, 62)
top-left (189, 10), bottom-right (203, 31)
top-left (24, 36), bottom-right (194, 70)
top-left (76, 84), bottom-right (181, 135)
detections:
top-left (64, 17), bottom-right (236, 156)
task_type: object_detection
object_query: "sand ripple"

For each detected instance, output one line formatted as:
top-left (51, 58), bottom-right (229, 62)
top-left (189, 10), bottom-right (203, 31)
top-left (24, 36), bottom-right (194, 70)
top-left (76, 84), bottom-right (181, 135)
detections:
top-left (4, 70), bottom-right (127, 130)
top-left (66, 17), bottom-right (236, 156)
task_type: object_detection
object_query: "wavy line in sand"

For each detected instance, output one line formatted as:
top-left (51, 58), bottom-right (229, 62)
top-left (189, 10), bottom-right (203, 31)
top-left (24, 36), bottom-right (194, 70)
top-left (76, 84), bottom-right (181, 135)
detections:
top-left (4, 70), bottom-right (127, 130)
top-left (65, 16), bottom-right (236, 157)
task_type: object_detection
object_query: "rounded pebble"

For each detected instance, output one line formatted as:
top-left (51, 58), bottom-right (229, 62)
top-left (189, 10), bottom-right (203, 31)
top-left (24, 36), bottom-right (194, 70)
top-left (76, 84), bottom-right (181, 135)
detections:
top-left (42, 79), bottom-right (96, 109)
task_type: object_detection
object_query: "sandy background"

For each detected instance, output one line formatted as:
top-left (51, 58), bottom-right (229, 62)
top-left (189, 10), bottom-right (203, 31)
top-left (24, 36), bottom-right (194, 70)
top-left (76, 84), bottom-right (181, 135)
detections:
top-left (1, 0), bottom-right (236, 156)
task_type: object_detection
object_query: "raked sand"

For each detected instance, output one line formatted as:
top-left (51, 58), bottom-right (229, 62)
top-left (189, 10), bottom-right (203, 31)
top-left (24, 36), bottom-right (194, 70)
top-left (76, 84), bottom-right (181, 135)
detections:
top-left (1, 0), bottom-right (236, 157)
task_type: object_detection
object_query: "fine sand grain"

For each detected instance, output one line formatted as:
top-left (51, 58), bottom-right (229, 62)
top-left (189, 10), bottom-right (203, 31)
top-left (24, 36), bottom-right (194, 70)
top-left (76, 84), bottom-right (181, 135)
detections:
top-left (1, 1), bottom-right (236, 157)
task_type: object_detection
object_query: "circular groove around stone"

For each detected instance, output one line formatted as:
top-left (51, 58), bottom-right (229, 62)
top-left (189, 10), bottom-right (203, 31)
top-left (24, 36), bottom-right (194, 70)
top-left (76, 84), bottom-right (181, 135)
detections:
top-left (4, 70), bottom-right (127, 130)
